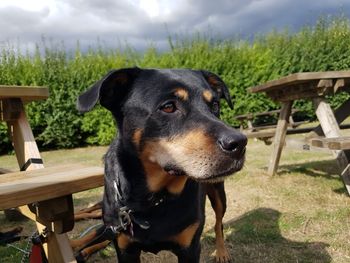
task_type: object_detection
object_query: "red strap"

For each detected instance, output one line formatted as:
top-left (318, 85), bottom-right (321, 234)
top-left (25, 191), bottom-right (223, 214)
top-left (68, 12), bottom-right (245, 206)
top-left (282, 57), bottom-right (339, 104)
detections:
top-left (29, 244), bottom-right (43, 263)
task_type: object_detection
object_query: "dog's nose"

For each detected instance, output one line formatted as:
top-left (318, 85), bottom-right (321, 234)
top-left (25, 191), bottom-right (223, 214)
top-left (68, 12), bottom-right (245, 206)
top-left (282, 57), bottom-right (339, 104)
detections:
top-left (218, 132), bottom-right (247, 157)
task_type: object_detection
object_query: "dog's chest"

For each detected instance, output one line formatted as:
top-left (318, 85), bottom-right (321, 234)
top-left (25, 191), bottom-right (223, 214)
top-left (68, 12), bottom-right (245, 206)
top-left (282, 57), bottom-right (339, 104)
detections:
top-left (130, 185), bottom-right (205, 246)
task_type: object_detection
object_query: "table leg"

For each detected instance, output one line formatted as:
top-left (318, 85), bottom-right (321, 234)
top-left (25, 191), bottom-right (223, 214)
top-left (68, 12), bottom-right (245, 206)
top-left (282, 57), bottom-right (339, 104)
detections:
top-left (4, 98), bottom-right (76, 262)
top-left (4, 98), bottom-right (44, 171)
top-left (313, 97), bottom-right (350, 194)
top-left (267, 101), bottom-right (293, 175)
top-left (308, 98), bottom-right (350, 138)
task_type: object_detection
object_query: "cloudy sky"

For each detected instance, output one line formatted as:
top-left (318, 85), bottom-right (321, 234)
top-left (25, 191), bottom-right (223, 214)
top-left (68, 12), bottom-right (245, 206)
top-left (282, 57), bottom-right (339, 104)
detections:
top-left (0, 0), bottom-right (350, 52)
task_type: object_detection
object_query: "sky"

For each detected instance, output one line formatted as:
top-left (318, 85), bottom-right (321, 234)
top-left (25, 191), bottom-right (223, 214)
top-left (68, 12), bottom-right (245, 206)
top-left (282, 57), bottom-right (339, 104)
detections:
top-left (0, 0), bottom-right (350, 52)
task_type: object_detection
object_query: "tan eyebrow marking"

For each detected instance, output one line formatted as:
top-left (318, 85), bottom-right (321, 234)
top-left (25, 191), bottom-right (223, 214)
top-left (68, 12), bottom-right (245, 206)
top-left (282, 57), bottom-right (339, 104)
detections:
top-left (174, 88), bottom-right (189, 101)
top-left (202, 89), bottom-right (213, 102)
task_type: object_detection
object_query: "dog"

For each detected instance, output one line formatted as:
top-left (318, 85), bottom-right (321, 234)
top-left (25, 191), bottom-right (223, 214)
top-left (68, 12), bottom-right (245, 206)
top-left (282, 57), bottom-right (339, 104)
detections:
top-left (75, 67), bottom-right (247, 263)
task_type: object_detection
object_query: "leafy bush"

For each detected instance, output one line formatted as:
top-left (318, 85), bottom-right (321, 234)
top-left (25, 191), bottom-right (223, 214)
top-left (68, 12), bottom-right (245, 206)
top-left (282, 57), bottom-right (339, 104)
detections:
top-left (1, 15), bottom-right (350, 152)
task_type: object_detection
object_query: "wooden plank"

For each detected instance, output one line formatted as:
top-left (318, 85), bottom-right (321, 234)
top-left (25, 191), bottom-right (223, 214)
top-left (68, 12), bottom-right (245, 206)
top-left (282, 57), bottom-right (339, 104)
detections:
top-left (245, 121), bottom-right (306, 131)
top-left (313, 98), bottom-right (341, 138)
top-left (311, 137), bottom-right (350, 150)
top-left (265, 80), bottom-right (332, 101)
top-left (244, 123), bottom-right (350, 139)
top-left (0, 86), bottom-right (49, 102)
top-left (249, 70), bottom-right (350, 93)
top-left (2, 96), bottom-right (78, 262)
top-left (19, 196), bottom-right (75, 234)
top-left (267, 101), bottom-right (293, 175)
top-left (313, 97), bottom-right (350, 194)
top-left (46, 232), bottom-right (76, 263)
top-left (0, 164), bottom-right (90, 183)
top-left (245, 129), bottom-right (275, 139)
top-left (234, 109), bottom-right (300, 120)
top-left (5, 99), bottom-right (44, 170)
top-left (1, 99), bottom-right (22, 121)
top-left (310, 138), bottom-right (325, 148)
top-left (284, 138), bottom-right (330, 152)
top-left (307, 98), bottom-right (350, 138)
top-left (0, 165), bottom-right (104, 210)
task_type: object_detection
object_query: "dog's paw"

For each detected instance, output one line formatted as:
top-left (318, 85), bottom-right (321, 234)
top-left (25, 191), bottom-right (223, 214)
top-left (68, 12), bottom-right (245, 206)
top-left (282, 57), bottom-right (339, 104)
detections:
top-left (212, 245), bottom-right (232, 263)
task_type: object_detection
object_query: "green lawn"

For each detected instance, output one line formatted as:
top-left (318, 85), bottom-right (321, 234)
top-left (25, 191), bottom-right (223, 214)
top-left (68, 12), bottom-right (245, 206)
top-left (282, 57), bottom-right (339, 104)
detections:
top-left (1, 138), bottom-right (350, 262)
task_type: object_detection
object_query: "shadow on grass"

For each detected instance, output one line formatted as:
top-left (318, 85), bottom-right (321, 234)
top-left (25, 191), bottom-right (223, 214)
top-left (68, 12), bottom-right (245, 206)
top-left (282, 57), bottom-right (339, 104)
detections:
top-left (278, 159), bottom-right (348, 195)
top-left (202, 208), bottom-right (331, 263)
top-left (278, 159), bottom-right (338, 179)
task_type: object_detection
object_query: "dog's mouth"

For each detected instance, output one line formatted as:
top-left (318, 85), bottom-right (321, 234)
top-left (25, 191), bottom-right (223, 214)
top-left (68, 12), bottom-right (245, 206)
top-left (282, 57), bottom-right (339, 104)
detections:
top-left (163, 156), bottom-right (245, 183)
top-left (163, 165), bottom-right (186, 177)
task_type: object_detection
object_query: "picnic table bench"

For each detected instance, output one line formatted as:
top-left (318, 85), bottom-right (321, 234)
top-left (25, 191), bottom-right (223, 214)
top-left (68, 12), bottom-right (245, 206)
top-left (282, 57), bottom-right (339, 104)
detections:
top-left (234, 108), bottom-right (303, 131)
top-left (235, 109), bottom-right (350, 142)
top-left (311, 136), bottom-right (350, 150)
top-left (0, 86), bottom-right (104, 263)
top-left (234, 109), bottom-right (308, 144)
top-left (249, 70), bottom-right (350, 194)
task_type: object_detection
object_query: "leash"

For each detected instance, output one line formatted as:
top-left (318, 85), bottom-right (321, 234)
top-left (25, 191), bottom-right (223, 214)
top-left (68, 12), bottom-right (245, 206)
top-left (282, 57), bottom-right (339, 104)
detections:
top-left (75, 178), bottom-right (169, 261)
top-left (1, 227), bottom-right (48, 263)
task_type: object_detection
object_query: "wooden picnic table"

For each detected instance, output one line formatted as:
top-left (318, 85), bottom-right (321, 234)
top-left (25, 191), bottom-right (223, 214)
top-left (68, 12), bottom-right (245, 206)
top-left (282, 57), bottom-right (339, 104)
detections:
top-left (0, 86), bottom-right (104, 262)
top-left (249, 71), bottom-right (350, 194)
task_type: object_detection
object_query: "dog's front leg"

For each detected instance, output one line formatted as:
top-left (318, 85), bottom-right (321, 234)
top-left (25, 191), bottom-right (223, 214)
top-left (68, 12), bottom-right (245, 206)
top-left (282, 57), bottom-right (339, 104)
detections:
top-left (175, 240), bottom-right (201, 263)
top-left (114, 236), bottom-right (141, 263)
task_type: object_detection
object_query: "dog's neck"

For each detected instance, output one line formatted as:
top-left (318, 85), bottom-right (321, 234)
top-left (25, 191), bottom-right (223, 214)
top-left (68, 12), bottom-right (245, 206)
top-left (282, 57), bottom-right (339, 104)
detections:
top-left (105, 139), bottom-right (171, 212)
top-left (102, 139), bottom-right (202, 231)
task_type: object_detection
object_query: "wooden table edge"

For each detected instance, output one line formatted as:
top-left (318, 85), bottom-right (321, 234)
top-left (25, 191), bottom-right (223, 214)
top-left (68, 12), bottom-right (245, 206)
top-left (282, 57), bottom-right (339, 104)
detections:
top-left (248, 70), bottom-right (350, 93)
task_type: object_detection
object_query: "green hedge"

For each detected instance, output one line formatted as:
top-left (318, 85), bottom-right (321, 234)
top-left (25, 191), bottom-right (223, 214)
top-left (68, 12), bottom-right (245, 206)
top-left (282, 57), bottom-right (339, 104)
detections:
top-left (1, 16), bottom-right (350, 152)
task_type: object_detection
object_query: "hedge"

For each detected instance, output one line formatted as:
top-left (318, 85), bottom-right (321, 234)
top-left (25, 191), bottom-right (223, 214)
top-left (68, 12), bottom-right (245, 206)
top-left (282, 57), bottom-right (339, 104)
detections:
top-left (1, 15), bottom-right (350, 153)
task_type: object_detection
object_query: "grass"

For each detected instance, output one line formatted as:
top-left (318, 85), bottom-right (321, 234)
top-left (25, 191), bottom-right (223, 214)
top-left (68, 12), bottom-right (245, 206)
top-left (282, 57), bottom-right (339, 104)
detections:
top-left (1, 137), bottom-right (350, 262)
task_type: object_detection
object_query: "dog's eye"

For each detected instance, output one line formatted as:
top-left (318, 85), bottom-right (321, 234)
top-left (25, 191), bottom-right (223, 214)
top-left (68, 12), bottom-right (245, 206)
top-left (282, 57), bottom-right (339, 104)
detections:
top-left (211, 101), bottom-right (220, 113)
top-left (160, 102), bottom-right (177, 113)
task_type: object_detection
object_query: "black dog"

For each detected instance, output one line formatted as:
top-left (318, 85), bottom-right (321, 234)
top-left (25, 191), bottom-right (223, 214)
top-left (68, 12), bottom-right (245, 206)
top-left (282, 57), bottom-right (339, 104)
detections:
top-left (76, 68), bottom-right (247, 263)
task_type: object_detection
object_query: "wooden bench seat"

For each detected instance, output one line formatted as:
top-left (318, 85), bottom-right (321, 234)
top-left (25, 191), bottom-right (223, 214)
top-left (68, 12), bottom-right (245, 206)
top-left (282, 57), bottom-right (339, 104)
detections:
top-left (0, 164), bottom-right (104, 210)
top-left (234, 108), bottom-right (304, 131)
top-left (311, 136), bottom-right (350, 150)
top-left (244, 123), bottom-right (350, 139)
top-left (235, 109), bottom-right (297, 120)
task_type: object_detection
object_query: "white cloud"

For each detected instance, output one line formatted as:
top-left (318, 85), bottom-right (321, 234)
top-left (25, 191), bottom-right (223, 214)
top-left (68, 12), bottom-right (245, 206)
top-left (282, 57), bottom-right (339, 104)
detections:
top-left (0, 0), bottom-right (54, 11)
top-left (0, 0), bottom-right (349, 52)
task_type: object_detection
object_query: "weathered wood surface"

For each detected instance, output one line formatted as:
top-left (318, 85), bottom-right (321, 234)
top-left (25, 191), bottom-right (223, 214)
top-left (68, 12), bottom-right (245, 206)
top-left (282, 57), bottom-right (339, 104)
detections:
top-left (249, 71), bottom-right (350, 93)
top-left (234, 109), bottom-right (302, 131)
top-left (1, 86), bottom-right (77, 262)
top-left (248, 71), bottom-right (350, 194)
top-left (234, 109), bottom-right (299, 120)
top-left (0, 165), bottom-right (104, 210)
top-left (4, 99), bottom-right (44, 170)
top-left (311, 137), bottom-right (350, 150)
top-left (267, 101), bottom-right (293, 175)
top-left (0, 86), bottom-right (49, 102)
top-left (307, 98), bottom-right (350, 138)
top-left (244, 123), bottom-right (350, 139)
top-left (313, 97), bottom-right (350, 194)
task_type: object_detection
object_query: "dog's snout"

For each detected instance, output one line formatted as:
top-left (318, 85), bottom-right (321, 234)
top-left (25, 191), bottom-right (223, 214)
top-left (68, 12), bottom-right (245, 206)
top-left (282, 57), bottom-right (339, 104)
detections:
top-left (218, 132), bottom-right (247, 157)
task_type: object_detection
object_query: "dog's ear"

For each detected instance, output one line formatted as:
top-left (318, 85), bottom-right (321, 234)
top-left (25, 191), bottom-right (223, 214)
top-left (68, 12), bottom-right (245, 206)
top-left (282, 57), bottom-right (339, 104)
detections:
top-left (77, 67), bottom-right (141, 112)
top-left (201, 70), bottom-right (233, 109)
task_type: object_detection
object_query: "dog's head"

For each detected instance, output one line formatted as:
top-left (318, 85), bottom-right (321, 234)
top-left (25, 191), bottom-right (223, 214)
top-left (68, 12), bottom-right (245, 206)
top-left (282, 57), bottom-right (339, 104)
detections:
top-left (78, 68), bottom-right (246, 187)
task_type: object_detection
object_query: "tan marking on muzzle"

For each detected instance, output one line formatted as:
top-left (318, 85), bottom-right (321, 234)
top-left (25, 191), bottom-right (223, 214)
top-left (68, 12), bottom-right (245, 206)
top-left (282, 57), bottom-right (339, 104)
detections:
top-left (141, 146), bottom-right (188, 194)
top-left (140, 129), bottom-right (217, 190)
